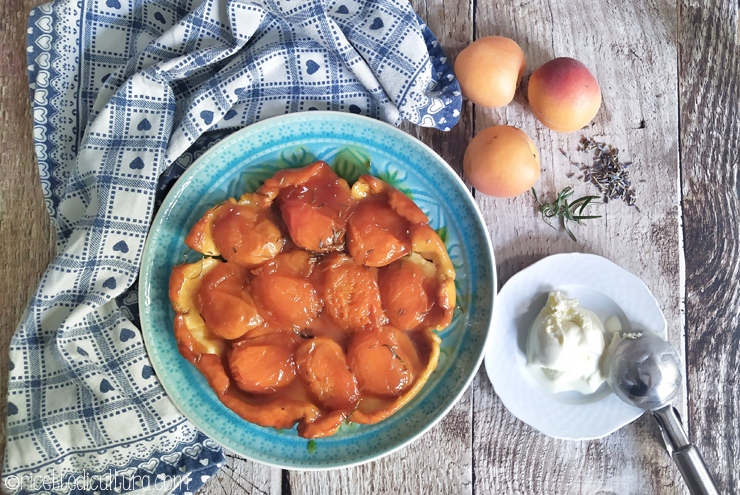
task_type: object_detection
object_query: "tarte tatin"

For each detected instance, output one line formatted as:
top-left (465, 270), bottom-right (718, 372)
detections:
top-left (169, 161), bottom-right (456, 438)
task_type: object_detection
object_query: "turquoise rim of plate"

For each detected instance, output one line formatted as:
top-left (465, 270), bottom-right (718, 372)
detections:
top-left (139, 111), bottom-right (496, 470)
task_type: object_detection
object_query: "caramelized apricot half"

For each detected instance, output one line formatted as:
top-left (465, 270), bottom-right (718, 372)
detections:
top-left (184, 193), bottom-right (284, 268)
top-left (350, 328), bottom-right (441, 425)
top-left (346, 198), bottom-right (411, 267)
top-left (229, 334), bottom-right (298, 394)
top-left (258, 161), bottom-right (356, 252)
top-left (195, 261), bottom-right (263, 340)
top-left (348, 326), bottom-right (422, 397)
top-left (296, 336), bottom-right (359, 411)
top-left (350, 174), bottom-right (428, 225)
top-left (314, 253), bottom-right (388, 332)
top-left (251, 251), bottom-right (321, 329)
top-left (378, 253), bottom-right (436, 331)
top-left (212, 203), bottom-right (284, 268)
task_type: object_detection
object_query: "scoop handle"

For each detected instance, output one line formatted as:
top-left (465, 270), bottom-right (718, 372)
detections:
top-left (652, 406), bottom-right (720, 495)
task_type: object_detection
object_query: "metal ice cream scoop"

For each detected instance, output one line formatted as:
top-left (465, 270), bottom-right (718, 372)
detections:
top-left (606, 332), bottom-right (719, 495)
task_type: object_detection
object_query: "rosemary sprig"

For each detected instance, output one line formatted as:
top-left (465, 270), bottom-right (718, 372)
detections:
top-left (532, 186), bottom-right (602, 242)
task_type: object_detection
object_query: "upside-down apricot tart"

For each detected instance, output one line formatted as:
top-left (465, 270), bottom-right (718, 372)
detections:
top-left (169, 161), bottom-right (456, 438)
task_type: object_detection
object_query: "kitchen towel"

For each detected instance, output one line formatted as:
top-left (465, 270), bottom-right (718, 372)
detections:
top-left (4, 0), bottom-right (462, 493)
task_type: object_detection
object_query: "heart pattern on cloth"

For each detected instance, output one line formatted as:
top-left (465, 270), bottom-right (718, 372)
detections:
top-left (77, 346), bottom-right (89, 357)
top-left (112, 240), bottom-right (129, 253)
top-left (35, 71), bottom-right (49, 86)
top-left (129, 157), bottom-right (145, 170)
top-left (224, 109), bottom-right (237, 120)
top-left (336, 5), bottom-right (349, 14)
top-left (36, 52), bottom-right (51, 69)
top-left (138, 458), bottom-right (160, 473)
top-left (428, 98), bottom-right (444, 113)
top-left (141, 365), bottom-right (154, 379)
top-left (200, 110), bottom-right (214, 125)
top-left (34, 88), bottom-right (48, 107)
top-left (8, 402), bottom-right (18, 415)
top-left (120, 328), bottom-right (136, 342)
top-left (183, 444), bottom-right (202, 458)
top-left (420, 115), bottom-right (435, 127)
top-left (349, 104), bottom-right (361, 114)
top-left (154, 12), bottom-right (166, 24)
top-left (306, 60), bottom-right (320, 74)
top-left (35, 35), bottom-right (52, 51)
top-left (106, 0), bottom-right (121, 8)
top-left (162, 452), bottom-right (182, 465)
top-left (369, 17), bottom-right (384, 30)
top-left (36, 16), bottom-right (52, 33)
top-left (137, 118), bottom-right (152, 131)
top-left (99, 379), bottom-right (114, 393)
top-left (118, 467), bottom-right (137, 478)
top-left (202, 438), bottom-right (220, 450)
top-left (102, 277), bottom-right (117, 290)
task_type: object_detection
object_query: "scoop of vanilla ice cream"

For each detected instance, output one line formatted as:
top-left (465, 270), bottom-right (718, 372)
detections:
top-left (526, 291), bottom-right (607, 394)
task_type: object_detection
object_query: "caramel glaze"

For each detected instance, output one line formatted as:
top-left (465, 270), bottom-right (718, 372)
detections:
top-left (169, 161), bottom-right (454, 438)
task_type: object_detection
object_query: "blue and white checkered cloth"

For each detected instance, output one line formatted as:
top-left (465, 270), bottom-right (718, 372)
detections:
top-left (4, 0), bottom-right (461, 493)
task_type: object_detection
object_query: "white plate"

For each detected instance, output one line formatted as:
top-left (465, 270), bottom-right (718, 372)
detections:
top-left (484, 252), bottom-right (667, 440)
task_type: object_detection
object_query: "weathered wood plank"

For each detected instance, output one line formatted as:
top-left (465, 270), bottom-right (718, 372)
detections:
top-left (288, 391), bottom-right (474, 495)
top-left (199, 450), bottom-right (282, 495)
top-left (469, 0), bottom-right (686, 493)
top-left (678, 1), bottom-right (740, 493)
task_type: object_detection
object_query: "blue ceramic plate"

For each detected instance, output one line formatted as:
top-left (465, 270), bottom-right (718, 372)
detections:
top-left (139, 111), bottom-right (495, 469)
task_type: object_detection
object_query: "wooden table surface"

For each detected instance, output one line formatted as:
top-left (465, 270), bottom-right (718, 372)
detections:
top-left (1, 0), bottom-right (738, 494)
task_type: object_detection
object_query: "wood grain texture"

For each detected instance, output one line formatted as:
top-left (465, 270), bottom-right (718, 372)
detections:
top-left (0, 0), bottom-right (56, 469)
top-left (469, 0), bottom-right (686, 493)
top-left (2, 0), bottom-right (738, 493)
top-left (678, 1), bottom-right (740, 493)
top-left (200, 450), bottom-right (282, 495)
top-left (284, 391), bottom-right (473, 495)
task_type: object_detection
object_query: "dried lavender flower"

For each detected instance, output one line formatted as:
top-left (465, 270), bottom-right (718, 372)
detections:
top-left (575, 137), bottom-right (638, 207)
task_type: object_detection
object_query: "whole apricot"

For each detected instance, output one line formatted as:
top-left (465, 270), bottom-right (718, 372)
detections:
top-left (463, 125), bottom-right (540, 198)
top-left (454, 36), bottom-right (526, 108)
top-left (528, 57), bottom-right (602, 133)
